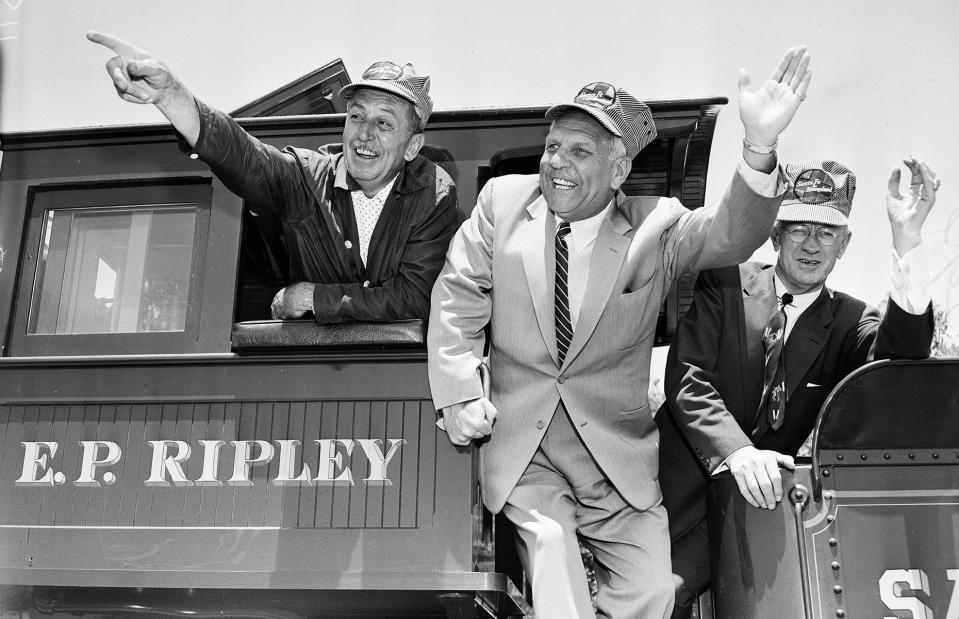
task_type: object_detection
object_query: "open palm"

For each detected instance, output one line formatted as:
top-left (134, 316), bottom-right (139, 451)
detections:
top-left (887, 156), bottom-right (940, 254)
top-left (739, 46), bottom-right (812, 146)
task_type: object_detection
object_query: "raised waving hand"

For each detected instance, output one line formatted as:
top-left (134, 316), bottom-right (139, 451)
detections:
top-left (739, 45), bottom-right (812, 148)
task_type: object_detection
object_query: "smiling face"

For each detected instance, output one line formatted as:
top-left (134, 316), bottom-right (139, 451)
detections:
top-left (539, 111), bottom-right (631, 222)
top-left (342, 88), bottom-right (424, 196)
top-left (772, 221), bottom-right (851, 294)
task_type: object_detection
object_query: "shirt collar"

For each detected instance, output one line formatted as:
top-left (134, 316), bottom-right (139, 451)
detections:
top-left (352, 175), bottom-right (397, 204)
top-left (555, 198), bottom-right (614, 252)
top-left (773, 272), bottom-right (823, 314)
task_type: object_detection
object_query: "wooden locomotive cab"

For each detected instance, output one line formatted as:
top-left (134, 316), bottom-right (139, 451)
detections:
top-left (0, 89), bottom-right (726, 617)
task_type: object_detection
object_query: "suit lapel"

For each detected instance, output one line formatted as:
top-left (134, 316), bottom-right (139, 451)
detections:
top-left (520, 195), bottom-right (558, 363)
top-left (783, 288), bottom-right (833, 402)
top-left (561, 203), bottom-right (631, 369)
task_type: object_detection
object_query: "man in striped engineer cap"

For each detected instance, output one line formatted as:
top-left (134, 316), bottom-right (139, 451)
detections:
top-left (657, 157), bottom-right (939, 618)
top-left (89, 32), bottom-right (461, 324)
top-left (429, 46), bottom-right (812, 617)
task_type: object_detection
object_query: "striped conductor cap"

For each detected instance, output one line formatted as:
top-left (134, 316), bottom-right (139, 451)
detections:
top-left (778, 161), bottom-right (856, 226)
top-left (338, 61), bottom-right (433, 129)
top-left (545, 82), bottom-right (656, 158)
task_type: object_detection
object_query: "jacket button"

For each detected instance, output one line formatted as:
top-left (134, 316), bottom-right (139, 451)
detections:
top-left (345, 240), bottom-right (353, 249)
top-left (536, 420), bottom-right (545, 430)
top-left (558, 375), bottom-right (567, 384)
top-left (363, 280), bottom-right (370, 288)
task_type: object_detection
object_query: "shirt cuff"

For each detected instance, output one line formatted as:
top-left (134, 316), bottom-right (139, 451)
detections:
top-left (890, 243), bottom-right (932, 314)
top-left (736, 155), bottom-right (782, 198)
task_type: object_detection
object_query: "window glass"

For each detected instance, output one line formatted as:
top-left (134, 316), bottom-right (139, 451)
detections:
top-left (28, 205), bottom-right (197, 334)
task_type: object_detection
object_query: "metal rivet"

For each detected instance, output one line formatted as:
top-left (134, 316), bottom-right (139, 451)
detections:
top-left (909, 453), bottom-right (916, 459)
top-left (834, 585), bottom-right (843, 594)
top-left (828, 538), bottom-right (838, 547)
top-left (836, 453), bottom-right (844, 460)
top-left (836, 610), bottom-right (845, 617)
top-left (831, 561), bottom-right (841, 571)
top-left (933, 452), bottom-right (940, 459)
top-left (822, 469), bottom-right (831, 477)
top-left (827, 515), bottom-right (835, 523)
top-left (883, 453), bottom-right (891, 460)
top-left (824, 491), bottom-right (834, 501)
top-left (860, 453), bottom-right (868, 460)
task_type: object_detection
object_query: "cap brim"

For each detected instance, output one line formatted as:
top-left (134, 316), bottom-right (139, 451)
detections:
top-left (777, 201), bottom-right (849, 226)
top-left (545, 103), bottom-right (623, 139)
top-left (338, 81), bottom-right (418, 108)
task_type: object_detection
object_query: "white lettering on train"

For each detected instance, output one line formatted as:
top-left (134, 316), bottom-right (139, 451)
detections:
top-left (14, 438), bottom-right (406, 488)
top-left (879, 568), bottom-right (959, 619)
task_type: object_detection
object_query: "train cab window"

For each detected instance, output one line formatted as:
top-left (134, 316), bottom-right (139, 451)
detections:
top-left (28, 204), bottom-right (197, 335)
top-left (8, 180), bottom-right (217, 356)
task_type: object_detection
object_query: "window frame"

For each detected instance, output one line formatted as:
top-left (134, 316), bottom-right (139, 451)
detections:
top-left (9, 179), bottom-right (217, 356)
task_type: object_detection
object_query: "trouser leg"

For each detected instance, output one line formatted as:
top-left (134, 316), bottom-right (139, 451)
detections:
top-left (505, 402), bottom-right (673, 619)
top-left (670, 518), bottom-right (711, 617)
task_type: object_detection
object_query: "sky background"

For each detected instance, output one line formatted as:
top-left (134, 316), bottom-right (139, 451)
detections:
top-left (1, 0), bottom-right (957, 364)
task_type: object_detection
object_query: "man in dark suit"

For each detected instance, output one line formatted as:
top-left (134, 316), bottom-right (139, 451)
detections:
top-left (657, 157), bottom-right (940, 618)
top-left (430, 47), bottom-right (812, 618)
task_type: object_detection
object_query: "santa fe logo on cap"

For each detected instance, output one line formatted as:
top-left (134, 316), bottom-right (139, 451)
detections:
top-left (575, 82), bottom-right (616, 109)
top-left (793, 169), bottom-right (835, 204)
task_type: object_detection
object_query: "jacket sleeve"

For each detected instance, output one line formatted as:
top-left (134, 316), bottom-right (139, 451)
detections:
top-left (311, 182), bottom-right (463, 323)
top-left (662, 168), bottom-right (786, 279)
top-left (426, 179), bottom-right (497, 410)
top-left (839, 298), bottom-right (934, 377)
top-left (665, 267), bottom-right (754, 472)
top-left (189, 100), bottom-right (304, 216)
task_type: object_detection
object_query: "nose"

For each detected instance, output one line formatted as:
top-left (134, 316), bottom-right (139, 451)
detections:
top-left (548, 150), bottom-right (568, 169)
top-left (800, 233), bottom-right (821, 252)
top-left (356, 120), bottom-right (374, 141)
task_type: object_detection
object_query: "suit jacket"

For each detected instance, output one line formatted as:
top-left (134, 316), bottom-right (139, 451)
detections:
top-left (658, 262), bottom-right (934, 539)
top-left (428, 172), bottom-right (785, 514)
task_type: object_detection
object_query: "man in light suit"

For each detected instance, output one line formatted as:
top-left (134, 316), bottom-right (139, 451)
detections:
top-left (428, 46), bottom-right (811, 618)
top-left (657, 157), bottom-right (939, 618)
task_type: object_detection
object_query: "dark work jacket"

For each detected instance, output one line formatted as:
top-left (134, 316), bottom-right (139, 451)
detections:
top-left (657, 262), bottom-right (934, 540)
top-left (191, 101), bottom-right (462, 323)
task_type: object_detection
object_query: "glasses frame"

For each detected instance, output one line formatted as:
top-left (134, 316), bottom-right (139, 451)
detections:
top-left (781, 223), bottom-right (845, 246)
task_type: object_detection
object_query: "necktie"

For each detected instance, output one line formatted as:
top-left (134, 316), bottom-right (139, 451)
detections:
top-left (759, 293), bottom-right (793, 431)
top-left (555, 222), bottom-right (573, 365)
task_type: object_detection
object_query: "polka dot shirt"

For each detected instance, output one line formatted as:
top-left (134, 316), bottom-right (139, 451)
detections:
top-left (351, 176), bottom-right (397, 266)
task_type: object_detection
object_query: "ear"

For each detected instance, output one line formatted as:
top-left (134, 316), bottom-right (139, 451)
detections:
top-left (836, 230), bottom-right (852, 258)
top-left (404, 132), bottom-right (425, 162)
top-left (610, 156), bottom-right (632, 191)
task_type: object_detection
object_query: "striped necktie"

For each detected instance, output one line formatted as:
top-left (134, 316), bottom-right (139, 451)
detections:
top-left (758, 293), bottom-right (793, 431)
top-left (555, 221), bottom-right (573, 365)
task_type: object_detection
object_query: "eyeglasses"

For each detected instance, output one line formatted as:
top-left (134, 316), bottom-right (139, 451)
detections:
top-left (362, 61), bottom-right (414, 81)
top-left (782, 224), bottom-right (844, 246)
top-left (574, 82), bottom-right (617, 110)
